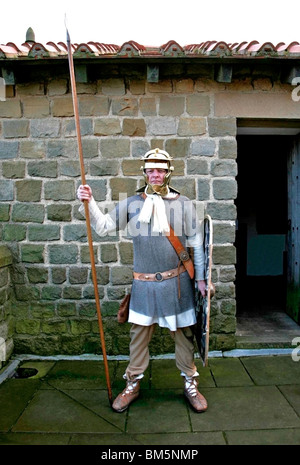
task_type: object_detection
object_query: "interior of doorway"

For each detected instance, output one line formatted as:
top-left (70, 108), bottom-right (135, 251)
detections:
top-left (235, 134), bottom-right (300, 346)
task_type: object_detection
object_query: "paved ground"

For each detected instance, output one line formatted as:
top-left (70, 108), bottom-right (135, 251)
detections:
top-left (0, 354), bottom-right (300, 445)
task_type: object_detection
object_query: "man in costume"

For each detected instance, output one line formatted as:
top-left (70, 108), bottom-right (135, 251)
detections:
top-left (77, 148), bottom-right (207, 413)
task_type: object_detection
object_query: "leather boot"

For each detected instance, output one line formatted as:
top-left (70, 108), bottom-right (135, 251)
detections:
top-left (112, 378), bottom-right (141, 413)
top-left (183, 375), bottom-right (208, 413)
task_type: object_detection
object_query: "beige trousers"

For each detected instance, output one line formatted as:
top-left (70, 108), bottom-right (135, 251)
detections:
top-left (125, 324), bottom-right (197, 380)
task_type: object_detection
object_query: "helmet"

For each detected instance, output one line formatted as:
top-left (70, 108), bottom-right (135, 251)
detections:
top-left (139, 148), bottom-right (176, 195)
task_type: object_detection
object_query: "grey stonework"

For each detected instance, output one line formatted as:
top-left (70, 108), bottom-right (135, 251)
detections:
top-left (0, 62), bottom-right (254, 359)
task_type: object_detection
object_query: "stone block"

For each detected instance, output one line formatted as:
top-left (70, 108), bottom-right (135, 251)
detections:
top-left (60, 160), bottom-right (81, 177)
top-left (0, 245), bottom-right (12, 267)
top-left (101, 78), bottom-right (125, 96)
top-left (28, 224), bottom-right (60, 241)
top-left (31, 119), bottom-right (60, 138)
top-left (3, 119), bottom-right (29, 138)
top-left (20, 140), bottom-right (45, 159)
top-left (3, 161), bottom-right (26, 178)
top-left (187, 159), bottom-right (209, 175)
top-left (44, 180), bottom-right (75, 201)
top-left (46, 139), bottom-right (77, 159)
top-left (48, 79), bottom-right (68, 96)
top-left (41, 320), bottom-right (67, 334)
top-left (28, 160), bottom-right (57, 177)
top-left (147, 80), bottom-right (172, 93)
top-left (47, 204), bottom-right (72, 222)
top-left (140, 97), bottom-right (156, 116)
top-left (70, 319), bottom-right (91, 335)
top-left (129, 80), bottom-right (145, 94)
top-left (110, 178), bottom-right (137, 200)
top-left (0, 141), bottom-right (19, 159)
top-left (16, 180), bottom-right (42, 202)
top-left (208, 117), bottom-right (236, 137)
top-left (178, 117), bottom-right (206, 136)
top-left (186, 94), bottom-right (210, 116)
top-left (22, 96), bottom-right (50, 118)
top-left (78, 95), bottom-right (109, 116)
top-left (51, 96), bottom-right (74, 117)
top-left (213, 222), bottom-right (236, 244)
top-left (94, 118), bottom-right (121, 136)
top-left (111, 97), bottom-right (138, 116)
top-left (213, 245), bottom-right (236, 265)
top-left (15, 319), bottom-right (40, 334)
top-left (63, 118), bottom-right (92, 137)
top-left (190, 139), bottom-right (216, 157)
top-left (27, 267), bottom-right (48, 283)
top-left (110, 266), bottom-right (132, 285)
top-left (69, 267), bottom-right (88, 284)
top-left (0, 99), bottom-right (21, 117)
top-left (101, 244), bottom-right (117, 263)
top-left (211, 160), bottom-right (237, 177)
top-left (21, 245), bottom-right (44, 263)
top-left (148, 117), bottom-right (177, 135)
top-left (122, 118), bottom-right (146, 136)
top-left (213, 179), bottom-right (237, 200)
top-left (122, 159), bottom-right (142, 176)
top-left (218, 138), bottom-right (237, 159)
top-left (0, 180), bottom-right (13, 200)
top-left (3, 224), bottom-right (26, 241)
top-left (0, 204), bottom-right (10, 221)
top-left (197, 178), bottom-right (210, 200)
top-left (90, 159), bottom-right (119, 176)
top-left (165, 138), bottom-right (190, 158)
top-left (206, 202), bottom-right (237, 220)
top-left (159, 96), bottom-right (185, 116)
top-left (119, 241), bottom-right (133, 264)
top-left (175, 78), bottom-right (194, 93)
top-left (86, 179), bottom-right (107, 201)
top-left (16, 82), bottom-right (44, 95)
top-left (63, 224), bottom-right (87, 242)
top-left (51, 267), bottom-right (67, 284)
top-left (48, 245), bottom-right (78, 264)
top-left (100, 139), bottom-right (130, 158)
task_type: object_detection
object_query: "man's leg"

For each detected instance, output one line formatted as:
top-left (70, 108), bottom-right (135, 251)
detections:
top-left (112, 324), bottom-right (155, 412)
top-left (172, 327), bottom-right (208, 413)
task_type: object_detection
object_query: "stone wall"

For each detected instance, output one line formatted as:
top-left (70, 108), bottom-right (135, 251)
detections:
top-left (0, 246), bottom-right (13, 368)
top-left (0, 61), bottom-right (294, 356)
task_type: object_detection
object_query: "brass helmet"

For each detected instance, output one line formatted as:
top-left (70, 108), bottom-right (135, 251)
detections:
top-left (139, 148), bottom-right (175, 195)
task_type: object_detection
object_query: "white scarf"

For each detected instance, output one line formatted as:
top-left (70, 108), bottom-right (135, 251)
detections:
top-left (138, 190), bottom-right (170, 233)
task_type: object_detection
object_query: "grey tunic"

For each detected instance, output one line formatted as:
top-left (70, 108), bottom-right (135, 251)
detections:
top-left (109, 193), bottom-right (200, 331)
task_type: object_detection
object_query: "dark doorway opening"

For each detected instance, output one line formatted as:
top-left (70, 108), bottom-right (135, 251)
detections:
top-left (235, 135), bottom-right (300, 346)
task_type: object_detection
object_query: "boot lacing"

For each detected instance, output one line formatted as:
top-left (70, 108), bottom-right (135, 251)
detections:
top-left (122, 380), bottom-right (138, 396)
top-left (185, 377), bottom-right (198, 397)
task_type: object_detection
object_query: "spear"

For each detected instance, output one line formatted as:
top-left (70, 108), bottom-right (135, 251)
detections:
top-left (66, 25), bottom-right (112, 405)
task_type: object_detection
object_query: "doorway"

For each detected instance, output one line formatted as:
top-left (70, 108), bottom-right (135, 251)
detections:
top-left (235, 133), bottom-right (300, 346)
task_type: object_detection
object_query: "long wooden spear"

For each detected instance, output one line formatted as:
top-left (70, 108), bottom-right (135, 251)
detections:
top-left (66, 26), bottom-right (112, 405)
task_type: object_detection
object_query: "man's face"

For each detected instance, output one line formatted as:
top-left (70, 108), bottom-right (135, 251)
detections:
top-left (145, 168), bottom-right (167, 185)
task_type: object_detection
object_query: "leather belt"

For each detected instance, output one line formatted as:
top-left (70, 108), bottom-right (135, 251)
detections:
top-left (133, 264), bottom-right (186, 282)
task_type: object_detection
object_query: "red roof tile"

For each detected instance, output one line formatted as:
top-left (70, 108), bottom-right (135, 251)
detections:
top-left (1, 40), bottom-right (300, 59)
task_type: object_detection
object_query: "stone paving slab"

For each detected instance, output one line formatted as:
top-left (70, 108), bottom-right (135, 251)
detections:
top-left (241, 355), bottom-right (300, 385)
top-left (208, 358), bottom-right (254, 387)
top-left (189, 386), bottom-right (300, 432)
top-left (0, 380), bottom-right (40, 432)
top-left (12, 389), bottom-right (120, 434)
top-left (127, 389), bottom-right (191, 434)
top-left (225, 428), bottom-right (300, 445)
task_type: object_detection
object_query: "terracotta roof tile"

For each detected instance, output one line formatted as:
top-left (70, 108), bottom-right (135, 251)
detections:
top-left (1, 40), bottom-right (300, 60)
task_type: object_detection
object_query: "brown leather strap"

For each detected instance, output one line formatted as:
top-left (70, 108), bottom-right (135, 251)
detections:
top-left (140, 192), bottom-right (195, 280)
top-left (133, 264), bottom-right (186, 282)
top-left (166, 225), bottom-right (194, 280)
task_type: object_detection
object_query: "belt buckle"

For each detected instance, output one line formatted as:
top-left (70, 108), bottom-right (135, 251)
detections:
top-left (155, 272), bottom-right (163, 282)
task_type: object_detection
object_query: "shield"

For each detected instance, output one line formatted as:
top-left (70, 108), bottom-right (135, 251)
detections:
top-left (194, 215), bottom-right (214, 367)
